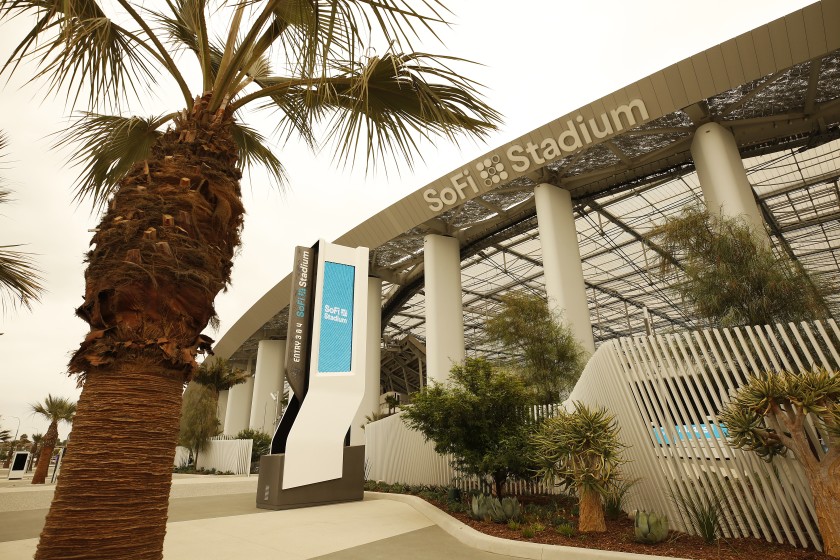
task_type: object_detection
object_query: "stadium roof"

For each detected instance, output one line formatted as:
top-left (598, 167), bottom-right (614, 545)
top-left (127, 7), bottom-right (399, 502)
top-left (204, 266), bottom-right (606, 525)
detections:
top-left (215, 1), bottom-right (840, 394)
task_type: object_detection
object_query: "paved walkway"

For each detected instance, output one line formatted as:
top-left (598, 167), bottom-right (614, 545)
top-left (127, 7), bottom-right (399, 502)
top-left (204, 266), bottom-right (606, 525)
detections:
top-left (0, 471), bottom-right (671, 560)
top-left (0, 474), bottom-right (518, 560)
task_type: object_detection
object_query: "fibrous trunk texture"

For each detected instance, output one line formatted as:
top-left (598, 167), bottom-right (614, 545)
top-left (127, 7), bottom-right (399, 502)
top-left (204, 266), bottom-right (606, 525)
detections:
top-left (806, 459), bottom-right (840, 557)
top-left (30, 421), bottom-right (58, 485)
top-left (578, 487), bottom-right (607, 532)
top-left (35, 95), bottom-right (244, 560)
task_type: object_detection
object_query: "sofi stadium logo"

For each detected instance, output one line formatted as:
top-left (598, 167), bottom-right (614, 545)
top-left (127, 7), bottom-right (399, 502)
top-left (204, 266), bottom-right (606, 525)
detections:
top-left (423, 99), bottom-right (649, 212)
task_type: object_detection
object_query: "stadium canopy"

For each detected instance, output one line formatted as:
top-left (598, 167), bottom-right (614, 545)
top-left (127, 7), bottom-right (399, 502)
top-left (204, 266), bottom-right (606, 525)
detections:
top-left (215, 1), bottom-right (840, 397)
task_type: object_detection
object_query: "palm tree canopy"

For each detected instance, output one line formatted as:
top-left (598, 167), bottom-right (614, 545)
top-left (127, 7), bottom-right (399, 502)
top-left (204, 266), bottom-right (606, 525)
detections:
top-left (0, 131), bottom-right (46, 312)
top-left (30, 395), bottom-right (77, 423)
top-left (1, 0), bottom-right (501, 206)
top-left (193, 357), bottom-right (249, 392)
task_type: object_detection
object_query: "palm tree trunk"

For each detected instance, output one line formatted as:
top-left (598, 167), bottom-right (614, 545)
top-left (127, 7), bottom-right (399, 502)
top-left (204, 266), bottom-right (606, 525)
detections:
top-left (31, 422), bottom-right (58, 484)
top-left (35, 95), bottom-right (244, 560)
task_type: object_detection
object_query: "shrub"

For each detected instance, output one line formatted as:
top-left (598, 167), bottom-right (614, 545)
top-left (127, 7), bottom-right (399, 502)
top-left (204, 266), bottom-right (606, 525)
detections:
top-left (403, 358), bottom-right (538, 497)
top-left (236, 429), bottom-right (271, 463)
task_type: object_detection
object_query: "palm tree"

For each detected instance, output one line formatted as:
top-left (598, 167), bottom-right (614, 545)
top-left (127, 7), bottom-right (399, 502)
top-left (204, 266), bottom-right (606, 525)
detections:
top-left (28, 433), bottom-right (43, 472)
top-left (1, 1), bottom-right (499, 557)
top-left (0, 131), bottom-right (45, 314)
top-left (30, 395), bottom-right (76, 485)
top-left (193, 357), bottom-right (249, 409)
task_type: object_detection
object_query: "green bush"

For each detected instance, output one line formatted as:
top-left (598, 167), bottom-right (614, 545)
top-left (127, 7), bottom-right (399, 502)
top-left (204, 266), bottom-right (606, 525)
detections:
top-left (403, 358), bottom-right (538, 497)
top-left (236, 429), bottom-right (271, 463)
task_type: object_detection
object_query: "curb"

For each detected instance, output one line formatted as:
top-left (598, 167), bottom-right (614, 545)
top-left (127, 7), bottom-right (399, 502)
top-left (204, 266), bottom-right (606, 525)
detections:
top-left (365, 492), bottom-right (680, 560)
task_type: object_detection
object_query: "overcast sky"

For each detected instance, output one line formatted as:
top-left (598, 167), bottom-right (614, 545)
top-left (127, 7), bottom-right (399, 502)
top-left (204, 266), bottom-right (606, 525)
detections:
top-left (0, 0), bottom-right (816, 440)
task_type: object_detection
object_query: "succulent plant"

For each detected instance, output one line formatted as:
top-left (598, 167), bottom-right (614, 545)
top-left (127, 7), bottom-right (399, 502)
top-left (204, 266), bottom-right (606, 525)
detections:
top-left (488, 497), bottom-right (507, 523)
top-left (634, 510), bottom-right (669, 544)
top-left (470, 494), bottom-right (490, 520)
top-left (501, 497), bottom-right (521, 520)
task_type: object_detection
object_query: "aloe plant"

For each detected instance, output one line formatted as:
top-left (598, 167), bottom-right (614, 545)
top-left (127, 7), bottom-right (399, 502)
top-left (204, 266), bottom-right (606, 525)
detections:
top-left (532, 401), bottom-right (627, 532)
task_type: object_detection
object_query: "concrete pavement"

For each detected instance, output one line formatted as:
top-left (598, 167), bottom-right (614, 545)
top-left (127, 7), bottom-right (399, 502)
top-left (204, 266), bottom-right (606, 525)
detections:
top-left (0, 472), bottom-right (676, 560)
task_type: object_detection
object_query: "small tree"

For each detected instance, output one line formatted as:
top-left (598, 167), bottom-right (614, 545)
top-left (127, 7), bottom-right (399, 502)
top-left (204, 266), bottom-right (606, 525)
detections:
top-left (402, 357), bottom-right (536, 497)
top-left (719, 368), bottom-right (840, 557)
top-left (178, 383), bottom-right (220, 467)
top-left (30, 396), bottom-right (76, 485)
top-left (649, 207), bottom-right (831, 327)
top-left (484, 291), bottom-right (585, 404)
top-left (531, 401), bottom-right (626, 532)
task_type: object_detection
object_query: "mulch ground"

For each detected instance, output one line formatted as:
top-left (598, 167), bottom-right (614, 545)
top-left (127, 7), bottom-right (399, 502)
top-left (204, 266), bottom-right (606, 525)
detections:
top-left (423, 498), bottom-right (830, 560)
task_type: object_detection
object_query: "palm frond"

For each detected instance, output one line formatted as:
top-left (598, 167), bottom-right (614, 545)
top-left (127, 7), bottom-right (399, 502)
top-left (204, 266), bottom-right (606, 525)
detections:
top-left (30, 394), bottom-right (77, 422)
top-left (321, 51), bottom-right (500, 170)
top-left (0, 0), bottom-right (167, 109)
top-left (251, 78), bottom-right (317, 149)
top-left (0, 131), bottom-right (45, 313)
top-left (0, 245), bottom-right (45, 313)
top-left (230, 122), bottom-right (287, 188)
top-left (149, 1), bottom-right (226, 84)
top-left (55, 113), bottom-right (168, 207)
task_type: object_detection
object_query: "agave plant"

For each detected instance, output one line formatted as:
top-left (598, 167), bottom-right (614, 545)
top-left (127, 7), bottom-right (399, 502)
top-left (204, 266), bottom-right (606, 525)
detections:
top-left (634, 510), bottom-right (669, 544)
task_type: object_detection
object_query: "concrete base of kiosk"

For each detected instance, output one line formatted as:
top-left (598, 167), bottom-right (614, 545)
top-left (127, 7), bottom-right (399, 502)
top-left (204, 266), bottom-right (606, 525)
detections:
top-left (256, 445), bottom-right (365, 510)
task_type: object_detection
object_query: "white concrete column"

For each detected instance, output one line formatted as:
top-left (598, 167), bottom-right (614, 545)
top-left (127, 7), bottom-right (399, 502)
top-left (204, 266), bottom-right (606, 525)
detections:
top-left (691, 122), bottom-right (766, 234)
top-left (424, 234), bottom-right (465, 383)
top-left (217, 389), bottom-right (229, 428)
top-left (352, 277), bottom-right (383, 446)
top-left (249, 339), bottom-right (286, 434)
top-left (534, 184), bottom-right (595, 354)
top-left (223, 358), bottom-right (254, 436)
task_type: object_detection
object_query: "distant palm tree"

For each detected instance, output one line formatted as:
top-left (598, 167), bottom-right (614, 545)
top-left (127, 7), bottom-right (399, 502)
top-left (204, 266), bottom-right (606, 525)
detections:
top-left (30, 396), bottom-right (76, 485)
top-left (0, 131), bottom-right (45, 314)
top-left (193, 357), bottom-right (249, 409)
top-left (28, 433), bottom-right (43, 472)
top-left (2, 1), bottom-right (498, 557)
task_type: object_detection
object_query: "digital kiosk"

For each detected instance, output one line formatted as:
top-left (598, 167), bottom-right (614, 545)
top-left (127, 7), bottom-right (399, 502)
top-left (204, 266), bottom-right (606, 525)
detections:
top-left (257, 240), bottom-right (368, 510)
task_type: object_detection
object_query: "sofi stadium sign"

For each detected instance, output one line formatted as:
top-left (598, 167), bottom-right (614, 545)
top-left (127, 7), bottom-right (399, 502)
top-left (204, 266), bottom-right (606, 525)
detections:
top-left (423, 99), bottom-right (649, 212)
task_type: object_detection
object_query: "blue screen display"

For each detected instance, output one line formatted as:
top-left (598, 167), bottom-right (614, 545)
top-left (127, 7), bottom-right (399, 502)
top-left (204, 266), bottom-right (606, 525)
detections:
top-left (318, 261), bottom-right (355, 373)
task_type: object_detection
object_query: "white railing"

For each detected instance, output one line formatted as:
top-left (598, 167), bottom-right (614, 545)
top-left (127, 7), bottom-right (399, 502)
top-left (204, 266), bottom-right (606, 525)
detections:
top-left (174, 437), bottom-right (253, 475)
top-left (568, 319), bottom-right (839, 551)
top-left (365, 319), bottom-right (839, 551)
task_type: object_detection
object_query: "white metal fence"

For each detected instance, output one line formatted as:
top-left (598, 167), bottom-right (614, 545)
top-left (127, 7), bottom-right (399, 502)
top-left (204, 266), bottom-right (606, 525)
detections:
top-left (174, 437), bottom-right (253, 475)
top-left (365, 319), bottom-right (840, 551)
top-left (571, 320), bottom-right (839, 551)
